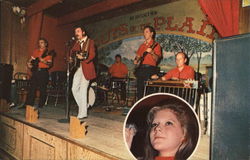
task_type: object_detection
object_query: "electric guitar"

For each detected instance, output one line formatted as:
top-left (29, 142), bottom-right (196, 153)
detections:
top-left (134, 42), bottom-right (158, 76)
top-left (30, 49), bottom-right (55, 72)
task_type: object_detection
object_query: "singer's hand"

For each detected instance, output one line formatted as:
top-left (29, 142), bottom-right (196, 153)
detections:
top-left (76, 54), bottom-right (84, 60)
top-left (125, 125), bottom-right (137, 149)
top-left (69, 57), bottom-right (73, 63)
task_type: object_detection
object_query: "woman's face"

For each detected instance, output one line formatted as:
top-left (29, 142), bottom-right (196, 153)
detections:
top-left (150, 109), bottom-right (185, 156)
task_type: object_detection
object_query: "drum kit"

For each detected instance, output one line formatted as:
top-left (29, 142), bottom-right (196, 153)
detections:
top-left (94, 70), bottom-right (128, 106)
top-left (62, 39), bottom-right (130, 121)
top-left (61, 62), bottom-right (130, 121)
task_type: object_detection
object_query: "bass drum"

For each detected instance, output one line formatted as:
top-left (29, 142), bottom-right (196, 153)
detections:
top-left (88, 87), bottom-right (96, 107)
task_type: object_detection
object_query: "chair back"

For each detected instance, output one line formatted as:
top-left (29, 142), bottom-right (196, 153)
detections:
top-left (50, 71), bottom-right (67, 87)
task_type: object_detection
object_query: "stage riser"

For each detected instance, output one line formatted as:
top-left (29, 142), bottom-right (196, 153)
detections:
top-left (0, 116), bottom-right (23, 159)
top-left (0, 115), bottom-right (115, 160)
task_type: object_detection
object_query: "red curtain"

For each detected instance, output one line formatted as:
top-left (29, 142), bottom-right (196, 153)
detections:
top-left (198, 0), bottom-right (239, 37)
top-left (27, 12), bottom-right (44, 56)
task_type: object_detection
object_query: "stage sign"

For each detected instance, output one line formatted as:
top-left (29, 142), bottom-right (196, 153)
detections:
top-left (84, 0), bottom-right (214, 75)
top-left (242, 0), bottom-right (250, 7)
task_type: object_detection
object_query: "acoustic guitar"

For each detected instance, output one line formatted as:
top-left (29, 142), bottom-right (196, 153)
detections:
top-left (69, 38), bottom-right (90, 72)
top-left (69, 50), bottom-right (89, 72)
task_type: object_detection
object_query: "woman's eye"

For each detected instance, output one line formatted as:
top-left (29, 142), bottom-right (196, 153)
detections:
top-left (151, 123), bottom-right (158, 128)
top-left (165, 121), bottom-right (173, 126)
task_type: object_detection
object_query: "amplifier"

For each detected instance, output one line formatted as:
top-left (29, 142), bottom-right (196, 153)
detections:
top-left (0, 63), bottom-right (13, 100)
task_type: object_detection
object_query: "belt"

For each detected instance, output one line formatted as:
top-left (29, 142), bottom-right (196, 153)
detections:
top-left (140, 64), bottom-right (155, 68)
top-left (37, 68), bottom-right (48, 71)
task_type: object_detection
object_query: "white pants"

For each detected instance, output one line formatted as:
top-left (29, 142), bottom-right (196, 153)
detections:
top-left (72, 65), bottom-right (89, 118)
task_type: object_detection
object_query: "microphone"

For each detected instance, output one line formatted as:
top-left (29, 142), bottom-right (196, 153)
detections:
top-left (65, 37), bottom-right (75, 46)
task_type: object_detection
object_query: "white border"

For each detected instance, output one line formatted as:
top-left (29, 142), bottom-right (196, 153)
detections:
top-left (122, 93), bottom-right (201, 160)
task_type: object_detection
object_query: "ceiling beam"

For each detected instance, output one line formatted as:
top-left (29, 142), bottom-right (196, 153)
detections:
top-left (58, 0), bottom-right (142, 26)
top-left (27, 0), bottom-right (63, 17)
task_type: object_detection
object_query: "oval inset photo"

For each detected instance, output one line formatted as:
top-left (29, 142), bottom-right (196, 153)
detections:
top-left (123, 93), bottom-right (200, 160)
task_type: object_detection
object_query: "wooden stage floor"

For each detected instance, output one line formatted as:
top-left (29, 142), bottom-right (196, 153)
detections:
top-left (0, 105), bottom-right (209, 160)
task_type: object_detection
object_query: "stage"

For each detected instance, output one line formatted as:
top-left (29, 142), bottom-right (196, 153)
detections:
top-left (0, 104), bottom-right (209, 160)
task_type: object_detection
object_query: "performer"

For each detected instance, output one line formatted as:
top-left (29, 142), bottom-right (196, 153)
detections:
top-left (109, 54), bottom-right (128, 104)
top-left (134, 26), bottom-right (162, 100)
top-left (70, 25), bottom-right (96, 119)
top-left (152, 52), bottom-right (194, 80)
top-left (25, 38), bottom-right (52, 108)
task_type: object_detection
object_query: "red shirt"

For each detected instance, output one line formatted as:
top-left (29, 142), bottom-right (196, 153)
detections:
top-left (109, 62), bottom-right (128, 78)
top-left (163, 65), bottom-right (195, 80)
top-left (70, 39), bottom-right (96, 80)
top-left (155, 156), bottom-right (175, 160)
top-left (32, 48), bottom-right (52, 69)
top-left (136, 40), bottom-right (162, 66)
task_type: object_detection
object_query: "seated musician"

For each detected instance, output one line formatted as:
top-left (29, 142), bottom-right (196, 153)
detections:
top-left (152, 52), bottom-right (194, 80)
top-left (109, 54), bottom-right (128, 105)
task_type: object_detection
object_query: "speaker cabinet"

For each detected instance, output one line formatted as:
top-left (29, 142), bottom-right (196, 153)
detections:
top-left (0, 63), bottom-right (13, 101)
top-left (212, 33), bottom-right (250, 159)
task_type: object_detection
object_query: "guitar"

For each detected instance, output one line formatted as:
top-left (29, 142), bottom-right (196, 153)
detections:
top-left (134, 42), bottom-right (158, 76)
top-left (69, 38), bottom-right (90, 72)
top-left (69, 50), bottom-right (89, 72)
top-left (30, 49), bottom-right (55, 72)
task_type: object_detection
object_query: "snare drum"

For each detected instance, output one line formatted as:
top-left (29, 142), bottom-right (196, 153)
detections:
top-left (111, 78), bottom-right (126, 90)
top-left (111, 81), bottom-right (122, 89)
top-left (88, 87), bottom-right (96, 107)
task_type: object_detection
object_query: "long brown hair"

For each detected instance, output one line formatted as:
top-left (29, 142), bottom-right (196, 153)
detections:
top-left (144, 103), bottom-right (199, 160)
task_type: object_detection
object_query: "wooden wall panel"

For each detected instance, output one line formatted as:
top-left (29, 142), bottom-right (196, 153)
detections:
top-left (0, 115), bottom-right (24, 160)
top-left (239, 4), bottom-right (250, 34)
top-left (0, 115), bottom-right (119, 160)
top-left (67, 143), bottom-right (114, 160)
top-left (30, 137), bottom-right (56, 160)
top-left (23, 124), bottom-right (67, 160)
top-left (0, 1), bottom-right (29, 74)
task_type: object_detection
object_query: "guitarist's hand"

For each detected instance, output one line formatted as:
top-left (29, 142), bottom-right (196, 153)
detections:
top-left (161, 76), bottom-right (167, 81)
top-left (27, 62), bottom-right (32, 69)
top-left (171, 77), bottom-right (179, 81)
top-left (146, 48), bottom-right (153, 53)
top-left (76, 53), bottom-right (84, 60)
top-left (134, 56), bottom-right (140, 64)
top-left (151, 74), bottom-right (159, 80)
top-left (39, 58), bottom-right (46, 63)
top-left (39, 58), bottom-right (52, 66)
top-left (133, 59), bottom-right (138, 65)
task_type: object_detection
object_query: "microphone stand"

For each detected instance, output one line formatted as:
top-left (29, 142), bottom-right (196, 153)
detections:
top-left (65, 46), bottom-right (70, 120)
top-left (58, 41), bottom-right (73, 123)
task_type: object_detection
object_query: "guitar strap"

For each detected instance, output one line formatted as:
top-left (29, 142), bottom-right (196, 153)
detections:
top-left (41, 49), bottom-right (49, 58)
top-left (140, 41), bottom-right (158, 64)
top-left (81, 38), bottom-right (90, 52)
